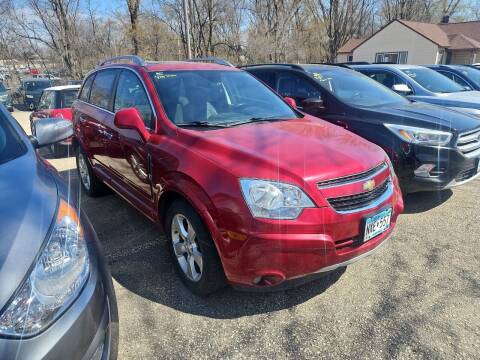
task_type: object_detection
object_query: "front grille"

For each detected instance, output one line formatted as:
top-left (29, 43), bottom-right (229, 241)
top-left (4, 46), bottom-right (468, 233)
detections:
top-left (317, 162), bottom-right (387, 188)
top-left (457, 128), bottom-right (480, 158)
top-left (456, 167), bottom-right (476, 182)
top-left (328, 179), bottom-right (390, 212)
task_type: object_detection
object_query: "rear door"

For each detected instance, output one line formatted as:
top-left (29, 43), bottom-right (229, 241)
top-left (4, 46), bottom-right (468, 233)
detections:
top-left (74, 69), bottom-right (119, 177)
top-left (104, 69), bottom-right (156, 213)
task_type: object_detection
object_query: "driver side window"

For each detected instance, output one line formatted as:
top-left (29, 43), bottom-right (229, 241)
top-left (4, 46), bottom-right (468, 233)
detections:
top-left (276, 73), bottom-right (321, 107)
top-left (114, 70), bottom-right (154, 129)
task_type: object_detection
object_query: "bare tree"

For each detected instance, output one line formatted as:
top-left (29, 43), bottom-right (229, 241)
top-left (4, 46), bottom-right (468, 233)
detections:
top-left (126, 0), bottom-right (142, 54)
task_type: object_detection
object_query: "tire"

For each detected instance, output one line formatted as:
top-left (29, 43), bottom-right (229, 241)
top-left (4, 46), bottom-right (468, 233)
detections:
top-left (29, 102), bottom-right (35, 111)
top-left (165, 199), bottom-right (226, 296)
top-left (76, 147), bottom-right (109, 197)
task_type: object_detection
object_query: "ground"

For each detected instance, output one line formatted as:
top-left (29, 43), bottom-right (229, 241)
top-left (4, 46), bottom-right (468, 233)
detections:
top-left (13, 110), bottom-right (480, 359)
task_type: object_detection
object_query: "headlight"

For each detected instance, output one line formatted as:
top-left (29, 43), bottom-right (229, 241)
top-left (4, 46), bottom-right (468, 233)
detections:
top-left (385, 124), bottom-right (452, 146)
top-left (0, 199), bottom-right (90, 337)
top-left (26, 95), bottom-right (34, 99)
top-left (240, 179), bottom-right (315, 219)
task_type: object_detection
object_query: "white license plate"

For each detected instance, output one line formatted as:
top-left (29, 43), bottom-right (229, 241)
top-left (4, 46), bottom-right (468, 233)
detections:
top-left (364, 208), bottom-right (392, 242)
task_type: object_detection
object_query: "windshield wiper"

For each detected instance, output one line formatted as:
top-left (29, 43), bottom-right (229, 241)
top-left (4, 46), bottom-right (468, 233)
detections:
top-left (224, 116), bottom-right (292, 127)
top-left (176, 121), bottom-right (231, 128)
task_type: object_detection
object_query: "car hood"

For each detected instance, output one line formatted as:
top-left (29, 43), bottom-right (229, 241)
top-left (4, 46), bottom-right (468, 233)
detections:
top-left (0, 151), bottom-right (57, 310)
top-left (184, 116), bottom-right (386, 183)
top-left (367, 101), bottom-right (480, 133)
top-left (409, 90), bottom-right (480, 109)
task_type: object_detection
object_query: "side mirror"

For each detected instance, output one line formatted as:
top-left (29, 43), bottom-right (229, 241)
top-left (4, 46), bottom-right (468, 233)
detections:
top-left (302, 98), bottom-right (325, 113)
top-left (392, 84), bottom-right (412, 95)
top-left (114, 107), bottom-right (150, 142)
top-left (33, 118), bottom-right (73, 148)
top-left (283, 96), bottom-right (297, 108)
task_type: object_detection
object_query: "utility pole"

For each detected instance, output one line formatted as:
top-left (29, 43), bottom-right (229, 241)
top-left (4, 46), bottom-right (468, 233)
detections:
top-left (183, 0), bottom-right (192, 59)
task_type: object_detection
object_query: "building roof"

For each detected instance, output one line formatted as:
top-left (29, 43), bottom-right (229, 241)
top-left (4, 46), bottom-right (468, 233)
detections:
top-left (343, 19), bottom-right (480, 53)
top-left (397, 20), bottom-right (450, 47)
top-left (338, 38), bottom-right (366, 53)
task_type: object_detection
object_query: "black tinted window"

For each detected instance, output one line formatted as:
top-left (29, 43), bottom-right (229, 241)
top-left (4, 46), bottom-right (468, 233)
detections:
top-left (114, 71), bottom-right (154, 129)
top-left (0, 113), bottom-right (27, 165)
top-left (253, 71), bottom-right (276, 88)
top-left (363, 71), bottom-right (407, 89)
top-left (90, 70), bottom-right (117, 110)
top-left (24, 81), bottom-right (51, 91)
top-left (79, 74), bottom-right (95, 102)
top-left (277, 73), bottom-right (321, 104)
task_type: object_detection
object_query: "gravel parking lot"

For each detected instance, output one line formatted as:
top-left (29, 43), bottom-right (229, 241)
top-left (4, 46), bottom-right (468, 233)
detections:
top-left (13, 109), bottom-right (479, 359)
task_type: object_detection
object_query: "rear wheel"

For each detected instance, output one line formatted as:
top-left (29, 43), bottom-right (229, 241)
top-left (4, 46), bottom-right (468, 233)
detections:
top-left (76, 147), bottom-right (109, 197)
top-left (165, 199), bottom-right (226, 296)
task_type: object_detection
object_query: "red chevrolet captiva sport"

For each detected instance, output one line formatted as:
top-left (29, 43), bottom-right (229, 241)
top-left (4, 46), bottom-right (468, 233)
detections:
top-left (72, 56), bottom-right (404, 295)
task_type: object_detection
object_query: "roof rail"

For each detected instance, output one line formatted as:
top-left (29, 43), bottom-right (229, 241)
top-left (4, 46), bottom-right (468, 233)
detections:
top-left (309, 62), bottom-right (354, 69)
top-left (239, 63), bottom-right (305, 70)
top-left (186, 57), bottom-right (234, 67)
top-left (99, 55), bottom-right (145, 67)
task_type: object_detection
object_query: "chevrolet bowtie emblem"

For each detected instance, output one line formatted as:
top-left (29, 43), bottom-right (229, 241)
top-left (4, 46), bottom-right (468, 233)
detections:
top-left (363, 179), bottom-right (376, 192)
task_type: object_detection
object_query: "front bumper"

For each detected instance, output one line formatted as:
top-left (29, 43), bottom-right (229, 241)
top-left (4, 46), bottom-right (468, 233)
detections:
top-left (222, 183), bottom-right (403, 288)
top-left (396, 144), bottom-right (480, 193)
top-left (0, 214), bottom-right (118, 360)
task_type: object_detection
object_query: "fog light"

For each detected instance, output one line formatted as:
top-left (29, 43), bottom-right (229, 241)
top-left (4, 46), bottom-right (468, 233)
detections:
top-left (414, 164), bottom-right (436, 177)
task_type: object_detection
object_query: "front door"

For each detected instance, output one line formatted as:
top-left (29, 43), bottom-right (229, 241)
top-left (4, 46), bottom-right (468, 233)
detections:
top-left (104, 69), bottom-right (156, 214)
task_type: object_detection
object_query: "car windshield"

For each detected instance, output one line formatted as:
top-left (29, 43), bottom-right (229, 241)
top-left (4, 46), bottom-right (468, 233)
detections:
top-left (0, 112), bottom-right (27, 165)
top-left (150, 70), bottom-right (298, 126)
top-left (61, 89), bottom-right (79, 107)
top-left (454, 66), bottom-right (480, 87)
top-left (305, 67), bottom-right (409, 107)
top-left (24, 81), bottom-right (51, 91)
top-left (401, 67), bottom-right (466, 93)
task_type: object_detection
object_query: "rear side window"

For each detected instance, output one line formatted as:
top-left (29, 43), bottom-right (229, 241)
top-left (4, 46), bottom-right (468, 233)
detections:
top-left (79, 74), bottom-right (95, 102)
top-left (90, 70), bottom-right (118, 110)
top-left (0, 112), bottom-right (27, 165)
top-left (114, 70), bottom-right (154, 129)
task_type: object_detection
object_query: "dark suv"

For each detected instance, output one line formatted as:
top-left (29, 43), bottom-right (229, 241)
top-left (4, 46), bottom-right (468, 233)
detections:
top-left (244, 64), bottom-right (480, 193)
top-left (14, 78), bottom-right (53, 110)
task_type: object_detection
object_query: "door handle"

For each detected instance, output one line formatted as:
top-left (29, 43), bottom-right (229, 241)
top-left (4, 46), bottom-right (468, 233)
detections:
top-left (99, 129), bottom-right (113, 139)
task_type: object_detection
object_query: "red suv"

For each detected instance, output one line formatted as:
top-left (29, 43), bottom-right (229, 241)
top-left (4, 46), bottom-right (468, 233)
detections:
top-left (72, 56), bottom-right (404, 295)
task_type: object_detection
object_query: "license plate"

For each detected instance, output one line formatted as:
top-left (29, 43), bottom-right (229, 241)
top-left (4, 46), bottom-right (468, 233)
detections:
top-left (364, 208), bottom-right (392, 242)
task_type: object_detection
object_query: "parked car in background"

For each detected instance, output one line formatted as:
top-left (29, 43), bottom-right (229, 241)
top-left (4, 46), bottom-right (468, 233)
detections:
top-left (351, 64), bottom-right (480, 118)
top-left (426, 64), bottom-right (480, 91)
top-left (72, 56), bottom-right (403, 294)
top-left (0, 105), bottom-right (118, 360)
top-left (29, 85), bottom-right (80, 154)
top-left (13, 78), bottom-right (53, 110)
top-left (0, 82), bottom-right (13, 112)
top-left (244, 64), bottom-right (480, 193)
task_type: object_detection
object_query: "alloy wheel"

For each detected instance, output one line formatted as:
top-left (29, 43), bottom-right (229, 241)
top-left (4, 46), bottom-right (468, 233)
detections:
top-left (78, 153), bottom-right (91, 190)
top-left (171, 214), bottom-right (203, 282)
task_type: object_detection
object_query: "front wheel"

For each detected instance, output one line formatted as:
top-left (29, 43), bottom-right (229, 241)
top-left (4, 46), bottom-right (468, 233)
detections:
top-left (76, 147), bottom-right (109, 197)
top-left (165, 199), bottom-right (226, 296)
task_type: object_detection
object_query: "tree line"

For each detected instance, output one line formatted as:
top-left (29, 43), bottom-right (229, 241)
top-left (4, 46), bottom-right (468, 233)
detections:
top-left (0, 0), bottom-right (477, 79)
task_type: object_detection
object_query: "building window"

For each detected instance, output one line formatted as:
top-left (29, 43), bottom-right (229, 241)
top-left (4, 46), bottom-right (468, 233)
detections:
top-left (375, 51), bottom-right (408, 64)
top-left (347, 55), bottom-right (353, 62)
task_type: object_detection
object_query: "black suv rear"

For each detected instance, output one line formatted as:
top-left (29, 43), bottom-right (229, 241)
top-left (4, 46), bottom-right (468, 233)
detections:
top-left (244, 64), bottom-right (480, 193)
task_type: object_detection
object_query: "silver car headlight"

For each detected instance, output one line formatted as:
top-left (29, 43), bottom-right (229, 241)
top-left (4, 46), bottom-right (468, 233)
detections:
top-left (0, 199), bottom-right (90, 337)
top-left (385, 124), bottom-right (452, 146)
top-left (240, 179), bottom-right (315, 219)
